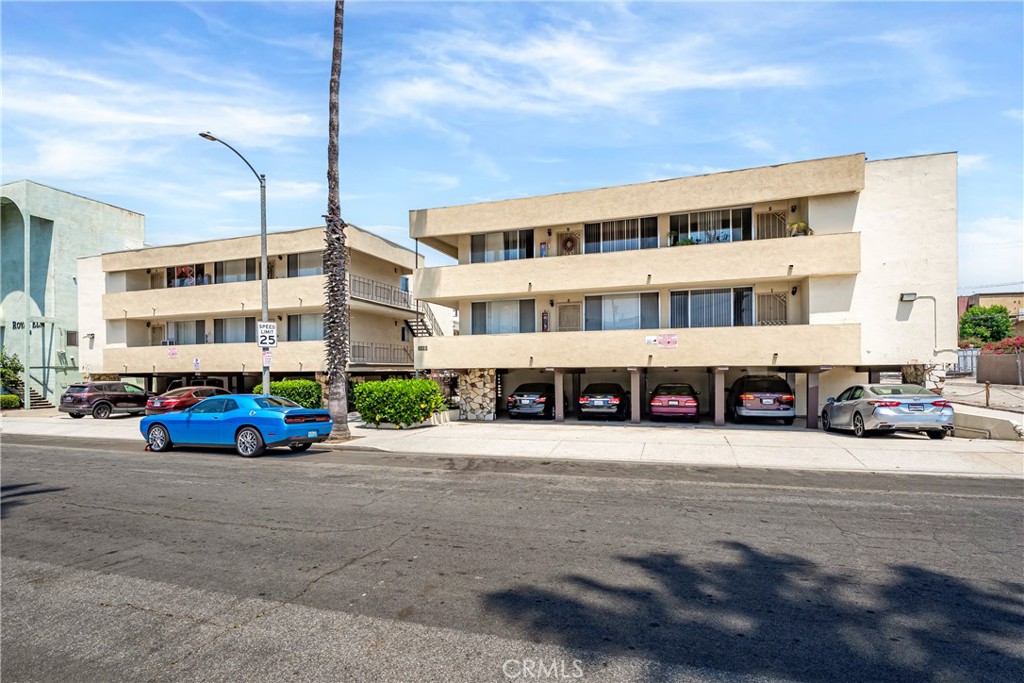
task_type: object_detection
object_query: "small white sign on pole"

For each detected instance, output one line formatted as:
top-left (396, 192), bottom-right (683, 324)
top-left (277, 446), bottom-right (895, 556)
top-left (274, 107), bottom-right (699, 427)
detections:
top-left (262, 350), bottom-right (273, 367)
top-left (257, 321), bottom-right (278, 348)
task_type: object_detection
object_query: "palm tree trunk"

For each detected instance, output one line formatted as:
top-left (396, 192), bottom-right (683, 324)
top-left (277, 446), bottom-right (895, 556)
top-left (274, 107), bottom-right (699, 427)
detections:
top-left (323, 0), bottom-right (350, 440)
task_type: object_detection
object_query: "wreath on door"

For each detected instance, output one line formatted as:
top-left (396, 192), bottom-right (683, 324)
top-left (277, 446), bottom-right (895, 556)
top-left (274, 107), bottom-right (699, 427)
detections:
top-left (560, 234), bottom-right (578, 255)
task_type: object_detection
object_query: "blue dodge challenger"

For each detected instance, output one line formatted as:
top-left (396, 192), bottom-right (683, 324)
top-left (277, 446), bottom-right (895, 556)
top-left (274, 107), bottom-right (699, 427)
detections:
top-left (140, 394), bottom-right (333, 457)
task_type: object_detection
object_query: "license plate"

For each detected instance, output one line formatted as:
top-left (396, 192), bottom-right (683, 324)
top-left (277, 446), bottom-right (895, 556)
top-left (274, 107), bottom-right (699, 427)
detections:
top-left (592, 400), bottom-right (605, 406)
top-left (307, 430), bottom-right (317, 438)
top-left (761, 398), bottom-right (774, 405)
top-left (520, 399), bottom-right (530, 404)
top-left (64, 397), bottom-right (72, 402)
top-left (908, 404), bottom-right (924, 411)
top-left (668, 400), bottom-right (679, 406)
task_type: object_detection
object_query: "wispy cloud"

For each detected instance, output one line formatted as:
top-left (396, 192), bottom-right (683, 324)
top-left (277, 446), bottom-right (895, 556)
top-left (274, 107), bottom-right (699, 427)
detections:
top-left (1003, 109), bottom-right (1024, 121)
top-left (958, 154), bottom-right (988, 174)
top-left (958, 215), bottom-right (1024, 291)
top-left (411, 172), bottom-right (461, 191)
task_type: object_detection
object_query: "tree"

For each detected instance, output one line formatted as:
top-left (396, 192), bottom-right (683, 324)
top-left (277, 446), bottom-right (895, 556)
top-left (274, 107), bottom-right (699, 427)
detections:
top-left (959, 305), bottom-right (1013, 344)
top-left (1, 346), bottom-right (25, 387)
top-left (323, 0), bottom-right (350, 441)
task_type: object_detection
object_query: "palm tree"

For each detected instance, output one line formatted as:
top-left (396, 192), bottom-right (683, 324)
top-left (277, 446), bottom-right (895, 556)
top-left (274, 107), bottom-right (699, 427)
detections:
top-left (323, 0), bottom-right (350, 440)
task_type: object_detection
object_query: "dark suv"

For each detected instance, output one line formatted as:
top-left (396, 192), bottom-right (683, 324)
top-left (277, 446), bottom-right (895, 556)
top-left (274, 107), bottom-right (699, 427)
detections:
top-left (59, 381), bottom-right (152, 419)
top-left (727, 375), bottom-right (796, 425)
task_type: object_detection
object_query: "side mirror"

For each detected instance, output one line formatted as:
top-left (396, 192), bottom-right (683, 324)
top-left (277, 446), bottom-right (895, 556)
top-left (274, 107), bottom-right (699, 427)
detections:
top-left (826, 397), bottom-right (836, 404)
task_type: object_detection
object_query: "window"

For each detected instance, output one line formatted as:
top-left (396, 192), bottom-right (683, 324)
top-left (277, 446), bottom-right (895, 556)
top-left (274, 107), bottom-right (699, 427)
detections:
top-left (255, 396), bottom-right (300, 408)
top-left (670, 207), bottom-right (752, 244)
top-left (167, 320), bottom-right (206, 345)
top-left (670, 287), bottom-right (754, 328)
top-left (124, 384), bottom-right (145, 395)
top-left (166, 264), bottom-right (208, 287)
top-left (400, 326), bottom-right (408, 342)
top-left (470, 230), bottom-right (534, 263)
top-left (470, 300), bottom-right (535, 334)
top-left (399, 276), bottom-right (410, 292)
top-left (66, 330), bottom-right (79, 347)
top-left (192, 398), bottom-right (227, 414)
top-left (583, 217), bottom-right (657, 254)
top-left (215, 258), bottom-right (256, 284)
top-left (287, 252), bottom-right (323, 277)
top-left (287, 314), bottom-right (324, 341)
top-left (214, 317), bottom-right (256, 343)
top-left (584, 293), bottom-right (659, 330)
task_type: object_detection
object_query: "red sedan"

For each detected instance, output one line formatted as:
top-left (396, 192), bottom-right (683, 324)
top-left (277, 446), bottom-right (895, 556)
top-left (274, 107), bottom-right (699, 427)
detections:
top-left (649, 383), bottom-right (700, 422)
top-left (146, 386), bottom-right (230, 415)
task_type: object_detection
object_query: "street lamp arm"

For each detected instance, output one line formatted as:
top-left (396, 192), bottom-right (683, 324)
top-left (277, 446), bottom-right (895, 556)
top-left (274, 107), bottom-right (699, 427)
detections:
top-left (199, 132), bottom-right (262, 183)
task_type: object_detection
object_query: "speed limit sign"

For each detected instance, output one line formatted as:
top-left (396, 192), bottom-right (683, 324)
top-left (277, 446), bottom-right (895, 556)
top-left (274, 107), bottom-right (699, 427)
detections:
top-left (257, 321), bottom-right (278, 348)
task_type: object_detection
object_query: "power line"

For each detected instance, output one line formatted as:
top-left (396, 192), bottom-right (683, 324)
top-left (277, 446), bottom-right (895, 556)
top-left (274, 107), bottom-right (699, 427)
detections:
top-left (960, 281), bottom-right (1024, 290)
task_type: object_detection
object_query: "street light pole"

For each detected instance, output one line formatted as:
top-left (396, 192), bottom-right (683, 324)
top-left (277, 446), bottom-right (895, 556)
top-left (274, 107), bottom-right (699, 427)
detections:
top-left (199, 132), bottom-right (270, 396)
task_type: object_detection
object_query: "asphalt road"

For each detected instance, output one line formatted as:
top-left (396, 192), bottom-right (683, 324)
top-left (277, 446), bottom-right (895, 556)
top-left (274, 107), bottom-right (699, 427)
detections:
top-left (2, 434), bottom-right (1022, 683)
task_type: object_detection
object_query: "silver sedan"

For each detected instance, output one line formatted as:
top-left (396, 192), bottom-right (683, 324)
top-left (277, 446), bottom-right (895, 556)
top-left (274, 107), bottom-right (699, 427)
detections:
top-left (821, 384), bottom-right (954, 439)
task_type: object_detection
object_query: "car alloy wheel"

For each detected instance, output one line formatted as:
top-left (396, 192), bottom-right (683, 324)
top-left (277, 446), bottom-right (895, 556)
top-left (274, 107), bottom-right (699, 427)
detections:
top-left (93, 403), bottom-right (112, 419)
top-left (69, 413), bottom-right (84, 419)
top-left (289, 443), bottom-right (312, 452)
top-left (927, 430), bottom-right (947, 440)
top-left (853, 413), bottom-right (867, 438)
top-left (235, 427), bottom-right (264, 458)
top-left (148, 424), bottom-right (171, 452)
top-left (821, 412), bottom-right (831, 432)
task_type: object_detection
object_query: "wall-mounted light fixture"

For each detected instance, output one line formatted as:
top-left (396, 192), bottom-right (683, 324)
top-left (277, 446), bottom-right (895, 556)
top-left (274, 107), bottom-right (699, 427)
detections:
top-left (791, 205), bottom-right (798, 213)
top-left (547, 228), bottom-right (552, 237)
top-left (791, 286), bottom-right (798, 296)
top-left (549, 299), bottom-right (555, 307)
top-left (277, 255), bottom-right (283, 261)
top-left (899, 292), bottom-right (918, 302)
top-left (146, 321), bottom-right (151, 328)
top-left (277, 315), bottom-right (283, 321)
top-left (85, 333), bottom-right (96, 340)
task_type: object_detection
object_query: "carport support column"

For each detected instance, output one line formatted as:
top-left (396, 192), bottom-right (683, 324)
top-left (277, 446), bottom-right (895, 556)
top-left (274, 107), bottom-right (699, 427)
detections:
top-left (714, 367), bottom-right (727, 426)
top-left (554, 369), bottom-right (565, 423)
top-left (805, 372), bottom-right (820, 429)
top-left (629, 367), bottom-right (641, 423)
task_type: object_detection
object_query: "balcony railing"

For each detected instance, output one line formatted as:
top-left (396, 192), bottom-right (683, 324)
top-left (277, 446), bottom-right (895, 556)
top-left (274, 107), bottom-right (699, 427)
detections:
top-left (351, 341), bottom-right (413, 365)
top-left (350, 275), bottom-right (413, 309)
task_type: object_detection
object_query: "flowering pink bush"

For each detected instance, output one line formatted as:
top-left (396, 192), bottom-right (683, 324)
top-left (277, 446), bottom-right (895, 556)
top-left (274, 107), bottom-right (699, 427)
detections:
top-left (981, 336), bottom-right (1024, 355)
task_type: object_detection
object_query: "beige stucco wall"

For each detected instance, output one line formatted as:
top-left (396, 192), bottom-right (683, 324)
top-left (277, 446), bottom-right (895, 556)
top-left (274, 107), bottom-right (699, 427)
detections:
top-left (411, 153), bottom-right (865, 239)
top-left (77, 256), bottom-right (106, 375)
top-left (812, 153), bottom-right (958, 366)
top-left (416, 232), bottom-right (860, 304)
top-left (106, 341), bottom-right (325, 375)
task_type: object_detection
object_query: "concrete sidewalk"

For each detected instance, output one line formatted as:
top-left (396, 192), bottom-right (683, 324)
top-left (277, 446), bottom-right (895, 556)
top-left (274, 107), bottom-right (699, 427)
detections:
top-left (3, 409), bottom-right (1021, 478)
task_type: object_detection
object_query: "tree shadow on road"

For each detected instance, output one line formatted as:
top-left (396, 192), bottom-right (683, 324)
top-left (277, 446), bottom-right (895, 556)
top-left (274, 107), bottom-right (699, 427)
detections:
top-left (1, 482), bottom-right (68, 518)
top-left (484, 542), bottom-right (1024, 682)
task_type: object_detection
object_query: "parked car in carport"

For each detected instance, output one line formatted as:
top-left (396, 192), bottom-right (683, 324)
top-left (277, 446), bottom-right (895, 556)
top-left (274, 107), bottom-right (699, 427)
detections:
top-left (578, 383), bottom-right (630, 420)
top-left (147, 386), bottom-right (231, 415)
top-left (59, 381), bottom-right (152, 419)
top-left (821, 384), bottom-right (953, 439)
top-left (649, 383), bottom-right (700, 421)
top-left (506, 383), bottom-right (565, 419)
top-left (726, 375), bottom-right (795, 425)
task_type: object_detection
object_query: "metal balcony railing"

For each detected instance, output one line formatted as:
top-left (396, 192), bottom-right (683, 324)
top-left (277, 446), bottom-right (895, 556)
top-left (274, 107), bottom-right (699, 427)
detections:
top-left (350, 341), bottom-right (413, 365)
top-left (349, 275), bottom-right (413, 309)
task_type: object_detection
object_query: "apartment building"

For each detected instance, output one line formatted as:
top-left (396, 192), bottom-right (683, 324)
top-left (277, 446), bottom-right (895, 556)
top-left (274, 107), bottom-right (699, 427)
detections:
top-left (78, 225), bottom-right (444, 393)
top-left (409, 152), bottom-right (958, 425)
top-left (1, 181), bottom-right (145, 408)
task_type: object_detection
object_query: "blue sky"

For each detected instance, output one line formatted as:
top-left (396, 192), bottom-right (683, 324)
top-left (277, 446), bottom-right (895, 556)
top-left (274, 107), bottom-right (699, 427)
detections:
top-left (2, 1), bottom-right (1022, 293)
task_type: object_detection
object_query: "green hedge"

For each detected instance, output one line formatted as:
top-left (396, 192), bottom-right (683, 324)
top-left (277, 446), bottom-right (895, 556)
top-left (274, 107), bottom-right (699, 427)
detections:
top-left (1, 394), bottom-right (21, 409)
top-left (252, 379), bottom-right (322, 409)
top-left (353, 379), bottom-right (446, 428)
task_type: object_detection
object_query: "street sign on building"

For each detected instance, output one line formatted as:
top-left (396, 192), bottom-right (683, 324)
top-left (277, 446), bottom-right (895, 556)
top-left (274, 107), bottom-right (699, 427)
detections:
top-left (192, 357), bottom-right (201, 371)
top-left (167, 347), bottom-right (178, 359)
top-left (257, 321), bottom-right (278, 348)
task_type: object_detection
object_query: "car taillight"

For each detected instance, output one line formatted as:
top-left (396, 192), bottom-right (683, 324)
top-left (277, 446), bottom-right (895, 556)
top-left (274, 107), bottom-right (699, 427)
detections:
top-left (609, 397), bottom-right (620, 405)
top-left (507, 396), bottom-right (516, 404)
top-left (931, 400), bottom-right (951, 408)
top-left (535, 397), bottom-right (547, 403)
top-left (739, 393), bottom-right (755, 400)
top-left (579, 397), bottom-right (589, 404)
top-left (780, 395), bottom-right (795, 403)
top-left (651, 399), bottom-right (662, 406)
top-left (868, 400), bottom-right (901, 407)
top-left (314, 415), bottom-right (330, 422)
top-left (683, 399), bottom-right (697, 406)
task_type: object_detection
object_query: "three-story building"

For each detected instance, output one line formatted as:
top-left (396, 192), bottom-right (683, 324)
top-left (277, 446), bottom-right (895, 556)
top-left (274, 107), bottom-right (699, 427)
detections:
top-left (409, 152), bottom-right (958, 425)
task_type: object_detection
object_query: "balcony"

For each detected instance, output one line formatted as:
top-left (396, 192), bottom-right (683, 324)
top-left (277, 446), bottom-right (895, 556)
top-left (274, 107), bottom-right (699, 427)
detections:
top-left (415, 323), bottom-right (861, 370)
top-left (349, 274), bottom-right (414, 310)
top-left (351, 341), bottom-right (412, 365)
top-left (414, 232), bottom-right (861, 304)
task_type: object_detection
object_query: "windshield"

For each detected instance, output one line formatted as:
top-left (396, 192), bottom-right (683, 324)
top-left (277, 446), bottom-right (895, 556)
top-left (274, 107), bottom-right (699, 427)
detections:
top-left (583, 384), bottom-right (623, 395)
top-left (870, 384), bottom-right (929, 396)
top-left (254, 397), bottom-right (301, 408)
top-left (653, 384), bottom-right (695, 396)
top-left (740, 378), bottom-right (791, 393)
top-left (514, 384), bottom-right (551, 394)
top-left (65, 386), bottom-right (90, 394)
top-left (162, 388), bottom-right (195, 397)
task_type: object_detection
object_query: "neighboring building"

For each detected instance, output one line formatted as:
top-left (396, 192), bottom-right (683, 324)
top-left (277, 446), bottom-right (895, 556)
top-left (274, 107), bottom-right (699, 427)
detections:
top-left (409, 152), bottom-right (959, 425)
top-left (1, 181), bottom-right (145, 408)
top-left (963, 292), bottom-right (1024, 335)
top-left (78, 225), bottom-right (446, 393)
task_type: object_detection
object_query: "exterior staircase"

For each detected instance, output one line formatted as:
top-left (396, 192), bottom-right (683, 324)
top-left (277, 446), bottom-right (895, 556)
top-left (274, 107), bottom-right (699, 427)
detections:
top-left (404, 302), bottom-right (444, 338)
top-left (404, 318), bottom-right (434, 337)
top-left (4, 380), bottom-right (56, 409)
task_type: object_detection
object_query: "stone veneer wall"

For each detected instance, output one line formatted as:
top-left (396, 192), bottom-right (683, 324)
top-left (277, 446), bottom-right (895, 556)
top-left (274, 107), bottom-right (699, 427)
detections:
top-left (458, 368), bottom-right (496, 421)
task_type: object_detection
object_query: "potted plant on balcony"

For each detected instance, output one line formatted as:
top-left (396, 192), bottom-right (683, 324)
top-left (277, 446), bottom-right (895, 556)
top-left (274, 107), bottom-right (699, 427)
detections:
top-left (788, 221), bottom-right (813, 237)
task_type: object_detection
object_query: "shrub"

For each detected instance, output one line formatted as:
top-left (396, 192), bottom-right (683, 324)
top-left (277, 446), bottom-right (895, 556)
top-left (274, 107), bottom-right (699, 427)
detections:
top-left (1, 394), bottom-right (21, 410)
top-left (252, 379), bottom-right (322, 409)
top-left (1, 347), bottom-right (24, 387)
top-left (981, 336), bottom-right (1024, 355)
top-left (959, 305), bottom-right (1013, 343)
top-left (352, 378), bottom-right (446, 428)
